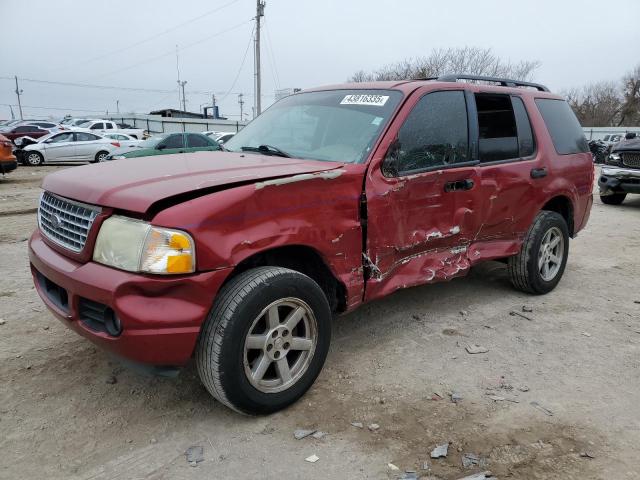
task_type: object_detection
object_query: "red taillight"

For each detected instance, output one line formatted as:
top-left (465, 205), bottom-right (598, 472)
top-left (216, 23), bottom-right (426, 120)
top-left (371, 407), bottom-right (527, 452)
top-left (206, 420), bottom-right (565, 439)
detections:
top-left (110, 142), bottom-right (120, 147)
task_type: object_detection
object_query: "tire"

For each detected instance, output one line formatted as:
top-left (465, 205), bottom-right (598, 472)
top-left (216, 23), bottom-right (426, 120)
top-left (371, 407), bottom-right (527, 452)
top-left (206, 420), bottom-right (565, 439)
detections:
top-left (94, 151), bottom-right (109, 163)
top-left (25, 151), bottom-right (44, 166)
top-left (600, 193), bottom-right (626, 205)
top-left (196, 266), bottom-right (332, 415)
top-left (508, 211), bottom-right (569, 295)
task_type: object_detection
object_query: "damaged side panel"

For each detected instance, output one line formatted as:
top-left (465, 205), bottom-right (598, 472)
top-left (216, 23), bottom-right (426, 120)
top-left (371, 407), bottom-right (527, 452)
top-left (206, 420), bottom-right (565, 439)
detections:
top-left (152, 164), bottom-right (366, 310)
top-left (363, 165), bottom-right (485, 302)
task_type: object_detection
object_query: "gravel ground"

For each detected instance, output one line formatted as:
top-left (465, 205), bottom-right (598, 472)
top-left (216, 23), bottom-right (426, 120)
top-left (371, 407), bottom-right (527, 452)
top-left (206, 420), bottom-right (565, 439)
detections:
top-left (0, 164), bottom-right (639, 480)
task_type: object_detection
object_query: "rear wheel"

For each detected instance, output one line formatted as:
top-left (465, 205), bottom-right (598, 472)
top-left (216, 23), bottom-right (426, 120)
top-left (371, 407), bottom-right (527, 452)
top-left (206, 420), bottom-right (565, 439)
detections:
top-left (94, 151), bottom-right (109, 163)
top-left (25, 151), bottom-right (44, 166)
top-left (196, 267), bottom-right (331, 415)
top-left (600, 193), bottom-right (626, 205)
top-left (508, 211), bottom-right (569, 294)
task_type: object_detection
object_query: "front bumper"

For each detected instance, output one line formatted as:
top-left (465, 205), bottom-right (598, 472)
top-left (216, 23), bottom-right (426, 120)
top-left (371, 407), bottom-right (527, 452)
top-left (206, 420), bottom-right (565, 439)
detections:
top-left (598, 166), bottom-right (640, 195)
top-left (29, 230), bottom-right (232, 366)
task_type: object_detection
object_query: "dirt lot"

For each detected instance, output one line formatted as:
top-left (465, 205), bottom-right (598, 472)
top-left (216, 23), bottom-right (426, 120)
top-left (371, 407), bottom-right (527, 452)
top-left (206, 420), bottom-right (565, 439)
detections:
top-left (1, 164), bottom-right (639, 480)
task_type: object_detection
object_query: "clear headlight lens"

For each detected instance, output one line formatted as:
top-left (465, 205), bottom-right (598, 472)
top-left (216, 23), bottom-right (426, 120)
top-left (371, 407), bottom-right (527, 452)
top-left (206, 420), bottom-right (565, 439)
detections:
top-left (111, 155), bottom-right (125, 160)
top-left (93, 216), bottom-right (195, 274)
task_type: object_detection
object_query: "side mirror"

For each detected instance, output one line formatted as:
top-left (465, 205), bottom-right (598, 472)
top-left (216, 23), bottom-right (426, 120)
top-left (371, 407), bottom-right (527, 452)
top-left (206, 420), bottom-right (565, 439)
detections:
top-left (381, 138), bottom-right (401, 177)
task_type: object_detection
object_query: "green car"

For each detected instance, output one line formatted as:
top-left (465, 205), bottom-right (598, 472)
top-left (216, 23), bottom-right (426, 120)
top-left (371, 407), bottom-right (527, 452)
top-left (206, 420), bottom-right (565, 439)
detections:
top-left (107, 132), bottom-right (221, 160)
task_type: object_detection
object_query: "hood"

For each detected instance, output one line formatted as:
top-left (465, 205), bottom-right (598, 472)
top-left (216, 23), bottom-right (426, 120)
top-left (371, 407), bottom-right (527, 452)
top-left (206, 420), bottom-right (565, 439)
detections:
top-left (42, 150), bottom-right (344, 213)
top-left (612, 138), bottom-right (640, 152)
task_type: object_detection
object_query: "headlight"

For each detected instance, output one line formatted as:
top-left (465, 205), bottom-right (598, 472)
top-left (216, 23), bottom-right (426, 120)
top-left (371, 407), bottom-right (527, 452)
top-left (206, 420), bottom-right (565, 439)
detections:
top-left (110, 155), bottom-right (125, 160)
top-left (93, 216), bottom-right (195, 274)
top-left (606, 153), bottom-right (621, 166)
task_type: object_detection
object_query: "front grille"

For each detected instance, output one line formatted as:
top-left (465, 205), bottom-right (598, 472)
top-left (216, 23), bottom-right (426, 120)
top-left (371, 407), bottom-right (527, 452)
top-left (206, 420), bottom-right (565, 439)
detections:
top-left (38, 192), bottom-right (101, 252)
top-left (621, 152), bottom-right (640, 169)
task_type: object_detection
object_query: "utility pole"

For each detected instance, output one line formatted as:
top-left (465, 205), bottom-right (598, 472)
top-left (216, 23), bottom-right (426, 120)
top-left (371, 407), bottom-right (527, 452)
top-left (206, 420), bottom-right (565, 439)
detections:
top-left (14, 76), bottom-right (23, 120)
top-left (211, 94), bottom-right (216, 118)
top-left (254, 0), bottom-right (265, 118)
top-left (116, 100), bottom-right (120, 114)
top-left (178, 80), bottom-right (187, 112)
top-left (175, 45), bottom-right (182, 110)
top-left (238, 93), bottom-right (244, 121)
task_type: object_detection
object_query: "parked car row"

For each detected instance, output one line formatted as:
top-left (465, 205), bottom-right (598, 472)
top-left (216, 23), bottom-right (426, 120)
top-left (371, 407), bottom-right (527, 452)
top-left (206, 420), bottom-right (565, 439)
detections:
top-left (17, 131), bottom-right (130, 165)
top-left (0, 117), bottom-right (236, 171)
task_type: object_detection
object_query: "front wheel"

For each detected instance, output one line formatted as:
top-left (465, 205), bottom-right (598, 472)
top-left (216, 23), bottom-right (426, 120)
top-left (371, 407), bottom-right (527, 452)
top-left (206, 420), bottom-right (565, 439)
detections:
top-left (25, 151), bottom-right (44, 166)
top-left (508, 211), bottom-right (569, 294)
top-left (600, 193), bottom-right (626, 205)
top-left (196, 267), bottom-right (332, 415)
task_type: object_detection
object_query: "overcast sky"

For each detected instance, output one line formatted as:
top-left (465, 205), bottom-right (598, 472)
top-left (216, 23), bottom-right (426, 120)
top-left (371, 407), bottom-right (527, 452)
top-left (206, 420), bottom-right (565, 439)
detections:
top-left (0, 0), bottom-right (638, 121)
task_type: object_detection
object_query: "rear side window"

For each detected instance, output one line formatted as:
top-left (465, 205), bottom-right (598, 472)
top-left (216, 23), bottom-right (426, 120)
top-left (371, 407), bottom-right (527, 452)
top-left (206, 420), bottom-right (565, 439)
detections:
top-left (159, 134), bottom-right (184, 149)
top-left (475, 94), bottom-right (518, 162)
top-left (535, 99), bottom-right (588, 154)
top-left (187, 133), bottom-right (216, 148)
top-left (76, 132), bottom-right (100, 141)
top-left (511, 97), bottom-right (535, 157)
top-left (90, 123), bottom-right (104, 130)
top-left (396, 90), bottom-right (469, 173)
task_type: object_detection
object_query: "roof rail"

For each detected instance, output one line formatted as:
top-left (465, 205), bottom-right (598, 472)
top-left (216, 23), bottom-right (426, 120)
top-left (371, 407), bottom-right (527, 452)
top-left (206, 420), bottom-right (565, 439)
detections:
top-left (430, 74), bottom-right (549, 92)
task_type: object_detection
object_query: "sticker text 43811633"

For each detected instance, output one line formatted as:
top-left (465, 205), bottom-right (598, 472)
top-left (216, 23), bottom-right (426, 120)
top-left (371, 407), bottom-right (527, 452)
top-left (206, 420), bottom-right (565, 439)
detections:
top-left (340, 94), bottom-right (389, 106)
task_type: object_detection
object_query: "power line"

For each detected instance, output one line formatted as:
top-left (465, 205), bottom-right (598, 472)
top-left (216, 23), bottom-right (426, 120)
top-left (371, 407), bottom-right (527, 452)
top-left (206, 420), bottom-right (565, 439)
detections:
top-left (82, 19), bottom-right (253, 82)
top-left (263, 20), bottom-right (281, 89)
top-left (0, 103), bottom-right (105, 113)
top-left (219, 24), bottom-right (255, 103)
top-left (0, 75), bottom-right (273, 97)
top-left (47, 0), bottom-right (240, 74)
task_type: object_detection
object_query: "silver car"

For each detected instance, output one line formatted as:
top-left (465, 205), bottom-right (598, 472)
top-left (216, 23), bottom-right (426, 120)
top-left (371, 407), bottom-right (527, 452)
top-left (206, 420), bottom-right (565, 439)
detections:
top-left (20, 131), bottom-right (119, 166)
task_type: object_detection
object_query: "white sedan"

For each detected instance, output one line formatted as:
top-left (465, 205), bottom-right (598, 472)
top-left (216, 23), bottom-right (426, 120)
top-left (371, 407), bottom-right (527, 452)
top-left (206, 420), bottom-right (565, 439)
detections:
top-left (20, 131), bottom-right (120, 166)
top-left (203, 131), bottom-right (235, 144)
top-left (103, 132), bottom-right (142, 150)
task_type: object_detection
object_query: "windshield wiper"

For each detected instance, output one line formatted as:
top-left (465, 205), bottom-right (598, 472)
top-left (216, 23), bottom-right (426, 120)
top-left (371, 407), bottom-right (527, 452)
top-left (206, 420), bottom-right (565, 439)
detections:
top-left (240, 144), bottom-right (291, 158)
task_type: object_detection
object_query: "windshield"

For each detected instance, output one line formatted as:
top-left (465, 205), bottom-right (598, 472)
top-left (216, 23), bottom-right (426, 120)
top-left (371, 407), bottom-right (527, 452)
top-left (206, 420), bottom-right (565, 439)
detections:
top-left (224, 89), bottom-right (403, 163)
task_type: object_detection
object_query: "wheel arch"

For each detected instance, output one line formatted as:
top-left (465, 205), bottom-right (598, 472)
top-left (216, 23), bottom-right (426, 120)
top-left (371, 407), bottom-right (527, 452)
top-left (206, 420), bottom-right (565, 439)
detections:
top-left (223, 244), bottom-right (347, 313)
top-left (541, 195), bottom-right (575, 237)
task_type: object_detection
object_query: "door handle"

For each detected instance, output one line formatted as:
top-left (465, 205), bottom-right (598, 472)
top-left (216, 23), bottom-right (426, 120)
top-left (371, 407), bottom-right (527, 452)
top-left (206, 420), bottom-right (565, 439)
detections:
top-left (530, 167), bottom-right (548, 179)
top-left (444, 179), bottom-right (474, 192)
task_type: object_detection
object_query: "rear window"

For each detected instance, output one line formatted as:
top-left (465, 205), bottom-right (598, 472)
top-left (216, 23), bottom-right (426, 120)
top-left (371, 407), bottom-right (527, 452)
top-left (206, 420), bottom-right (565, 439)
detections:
top-left (535, 99), bottom-right (588, 155)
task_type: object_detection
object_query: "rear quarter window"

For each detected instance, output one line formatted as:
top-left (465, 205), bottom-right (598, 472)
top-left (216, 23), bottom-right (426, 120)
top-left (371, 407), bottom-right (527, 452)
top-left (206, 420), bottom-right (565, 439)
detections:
top-left (535, 98), bottom-right (588, 155)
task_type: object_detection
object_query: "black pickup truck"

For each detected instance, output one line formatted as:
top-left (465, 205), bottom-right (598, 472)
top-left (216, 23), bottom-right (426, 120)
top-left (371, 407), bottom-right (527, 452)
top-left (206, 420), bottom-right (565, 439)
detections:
top-left (599, 133), bottom-right (640, 205)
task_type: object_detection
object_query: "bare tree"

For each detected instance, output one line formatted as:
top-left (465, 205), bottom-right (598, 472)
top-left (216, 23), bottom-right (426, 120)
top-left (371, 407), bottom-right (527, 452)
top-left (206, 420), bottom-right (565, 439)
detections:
top-left (348, 47), bottom-right (541, 82)
top-left (563, 82), bottom-right (622, 127)
top-left (618, 64), bottom-right (640, 126)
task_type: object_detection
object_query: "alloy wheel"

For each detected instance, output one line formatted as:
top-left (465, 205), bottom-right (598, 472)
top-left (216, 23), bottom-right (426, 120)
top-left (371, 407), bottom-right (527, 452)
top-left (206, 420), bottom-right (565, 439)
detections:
top-left (27, 153), bottom-right (41, 165)
top-left (243, 298), bottom-right (317, 394)
top-left (538, 226), bottom-right (564, 281)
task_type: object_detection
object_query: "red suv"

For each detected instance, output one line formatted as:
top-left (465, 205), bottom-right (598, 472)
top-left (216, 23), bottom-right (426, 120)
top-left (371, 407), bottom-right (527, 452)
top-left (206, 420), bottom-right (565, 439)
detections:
top-left (29, 75), bottom-right (593, 414)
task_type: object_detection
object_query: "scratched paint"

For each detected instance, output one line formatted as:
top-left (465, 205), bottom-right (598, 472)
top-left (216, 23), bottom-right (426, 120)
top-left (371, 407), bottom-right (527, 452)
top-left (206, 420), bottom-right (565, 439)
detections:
top-left (254, 169), bottom-right (346, 189)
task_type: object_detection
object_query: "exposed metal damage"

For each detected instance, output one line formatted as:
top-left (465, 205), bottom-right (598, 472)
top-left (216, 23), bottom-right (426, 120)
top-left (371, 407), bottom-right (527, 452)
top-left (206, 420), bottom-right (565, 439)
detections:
top-left (254, 169), bottom-right (346, 189)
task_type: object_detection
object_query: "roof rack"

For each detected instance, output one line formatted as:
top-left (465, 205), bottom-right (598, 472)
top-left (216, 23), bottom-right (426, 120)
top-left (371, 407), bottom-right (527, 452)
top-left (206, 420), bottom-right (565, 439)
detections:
top-left (421, 74), bottom-right (549, 92)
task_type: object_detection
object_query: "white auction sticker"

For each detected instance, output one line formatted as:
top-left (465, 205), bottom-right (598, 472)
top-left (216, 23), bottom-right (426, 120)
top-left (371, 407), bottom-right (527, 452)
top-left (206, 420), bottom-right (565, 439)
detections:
top-left (340, 94), bottom-right (389, 106)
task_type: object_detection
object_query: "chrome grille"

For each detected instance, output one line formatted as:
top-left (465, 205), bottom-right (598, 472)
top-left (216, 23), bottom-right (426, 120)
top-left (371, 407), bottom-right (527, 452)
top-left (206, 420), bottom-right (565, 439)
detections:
top-left (38, 192), bottom-right (101, 252)
top-left (622, 152), bottom-right (640, 169)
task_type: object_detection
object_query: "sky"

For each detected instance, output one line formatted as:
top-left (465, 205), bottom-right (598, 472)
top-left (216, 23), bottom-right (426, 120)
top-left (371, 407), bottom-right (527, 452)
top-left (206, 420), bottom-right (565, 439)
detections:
top-left (0, 0), bottom-right (638, 121)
